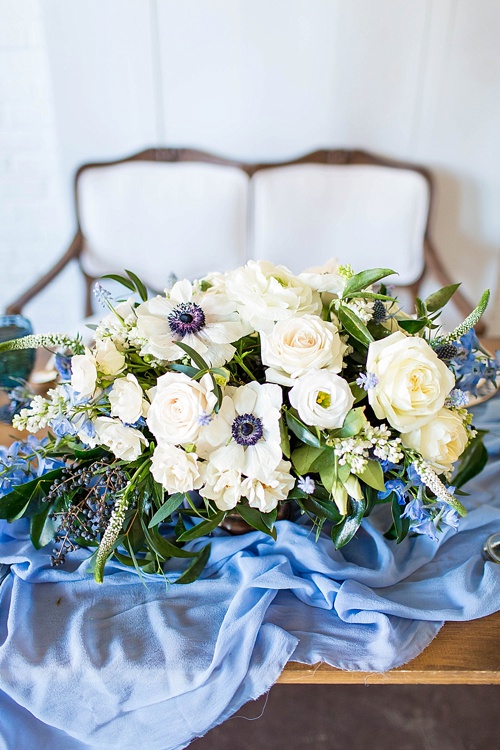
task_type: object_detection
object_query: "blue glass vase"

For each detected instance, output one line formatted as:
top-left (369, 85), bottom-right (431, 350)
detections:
top-left (0, 314), bottom-right (36, 389)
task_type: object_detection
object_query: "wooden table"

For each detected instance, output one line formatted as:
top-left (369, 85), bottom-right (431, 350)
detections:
top-left (1, 355), bottom-right (499, 686)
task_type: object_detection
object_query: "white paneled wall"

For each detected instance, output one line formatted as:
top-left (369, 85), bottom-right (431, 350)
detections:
top-left (2, 0), bottom-right (500, 332)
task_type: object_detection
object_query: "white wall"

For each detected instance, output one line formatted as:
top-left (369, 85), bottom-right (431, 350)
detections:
top-left (2, 0), bottom-right (500, 332)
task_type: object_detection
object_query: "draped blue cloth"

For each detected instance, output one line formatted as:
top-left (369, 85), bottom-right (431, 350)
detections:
top-left (1, 398), bottom-right (500, 749)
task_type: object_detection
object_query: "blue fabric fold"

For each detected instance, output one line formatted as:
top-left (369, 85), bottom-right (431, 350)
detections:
top-left (1, 397), bottom-right (500, 749)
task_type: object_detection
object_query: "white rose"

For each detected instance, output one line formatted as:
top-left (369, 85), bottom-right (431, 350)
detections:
top-left (94, 338), bottom-right (126, 377)
top-left (289, 371), bottom-right (354, 429)
top-left (71, 348), bottom-right (97, 398)
top-left (367, 332), bottom-right (455, 433)
top-left (241, 460), bottom-right (295, 512)
top-left (147, 372), bottom-right (217, 447)
top-left (224, 260), bottom-right (322, 332)
top-left (151, 444), bottom-right (203, 493)
top-left (402, 408), bottom-right (468, 473)
top-left (109, 374), bottom-right (149, 425)
top-left (298, 258), bottom-right (345, 295)
top-left (261, 315), bottom-right (347, 386)
top-left (199, 462), bottom-right (242, 511)
top-left (94, 417), bottom-right (148, 460)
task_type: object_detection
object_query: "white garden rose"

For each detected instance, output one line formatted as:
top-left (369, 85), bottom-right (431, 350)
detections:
top-left (94, 338), bottom-right (126, 377)
top-left (224, 260), bottom-right (322, 333)
top-left (94, 417), bottom-right (148, 461)
top-left (147, 372), bottom-right (217, 447)
top-left (109, 373), bottom-right (149, 425)
top-left (289, 371), bottom-right (354, 430)
top-left (401, 408), bottom-right (468, 473)
top-left (366, 331), bottom-right (455, 433)
top-left (241, 460), bottom-right (295, 512)
top-left (151, 444), bottom-right (203, 494)
top-left (261, 314), bottom-right (347, 386)
top-left (71, 349), bottom-right (97, 398)
top-left (199, 463), bottom-right (243, 511)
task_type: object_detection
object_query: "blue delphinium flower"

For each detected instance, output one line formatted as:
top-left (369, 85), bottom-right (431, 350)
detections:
top-left (0, 436), bottom-right (63, 498)
top-left (55, 352), bottom-right (72, 381)
top-left (297, 476), bottom-right (315, 495)
top-left (378, 478), bottom-right (407, 505)
top-left (356, 372), bottom-right (378, 390)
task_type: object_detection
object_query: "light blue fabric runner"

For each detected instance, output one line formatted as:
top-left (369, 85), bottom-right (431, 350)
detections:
top-left (1, 398), bottom-right (500, 750)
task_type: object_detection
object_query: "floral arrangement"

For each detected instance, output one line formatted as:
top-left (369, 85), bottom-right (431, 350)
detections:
top-left (0, 260), bottom-right (496, 584)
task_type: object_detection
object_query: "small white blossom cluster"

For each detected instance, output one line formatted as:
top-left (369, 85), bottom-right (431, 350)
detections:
top-left (330, 424), bottom-right (403, 474)
top-left (412, 459), bottom-right (466, 516)
top-left (13, 387), bottom-right (73, 432)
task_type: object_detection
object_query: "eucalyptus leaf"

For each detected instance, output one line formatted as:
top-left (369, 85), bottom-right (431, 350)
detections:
top-left (176, 512), bottom-right (225, 542)
top-left (175, 543), bottom-right (211, 584)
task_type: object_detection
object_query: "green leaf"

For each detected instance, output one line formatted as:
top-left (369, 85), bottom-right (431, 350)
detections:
top-left (30, 505), bottom-right (57, 549)
top-left (101, 273), bottom-right (136, 292)
top-left (125, 269), bottom-right (148, 302)
top-left (175, 543), bottom-right (211, 584)
top-left (0, 468), bottom-right (64, 520)
top-left (114, 548), bottom-right (151, 569)
top-left (398, 319), bottom-right (429, 334)
top-left (174, 340), bottom-right (210, 371)
top-left (337, 305), bottom-right (374, 347)
top-left (297, 496), bottom-right (342, 523)
top-left (453, 434), bottom-right (489, 489)
top-left (148, 493), bottom-right (185, 527)
top-left (142, 522), bottom-right (200, 559)
top-left (342, 268), bottom-right (396, 297)
top-left (291, 445), bottom-right (325, 475)
top-left (285, 409), bottom-right (321, 448)
top-left (72, 446), bottom-right (106, 460)
top-left (329, 407), bottom-right (366, 439)
top-left (176, 512), bottom-right (225, 542)
top-left (391, 494), bottom-right (410, 543)
top-left (236, 505), bottom-right (277, 539)
top-left (279, 416), bottom-right (291, 458)
top-left (168, 363), bottom-right (199, 378)
top-left (354, 459), bottom-right (386, 491)
top-left (425, 283), bottom-right (461, 313)
top-left (415, 298), bottom-right (427, 318)
top-left (330, 497), bottom-right (366, 549)
top-left (349, 382), bottom-right (366, 404)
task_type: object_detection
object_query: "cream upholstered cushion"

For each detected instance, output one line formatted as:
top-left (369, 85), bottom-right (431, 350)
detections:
top-left (250, 164), bottom-right (430, 284)
top-left (78, 161), bottom-right (249, 288)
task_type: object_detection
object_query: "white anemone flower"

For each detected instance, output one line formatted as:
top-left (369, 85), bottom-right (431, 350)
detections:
top-left (201, 381), bottom-right (283, 482)
top-left (134, 278), bottom-right (252, 368)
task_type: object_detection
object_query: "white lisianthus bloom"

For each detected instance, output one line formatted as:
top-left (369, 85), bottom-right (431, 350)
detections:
top-left (289, 371), bottom-right (354, 430)
top-left (94, 338), bottom-right (126, 377)
top-left (151, 444), bottom-right (203, 493)
top-left (109, 373), bottom-right (149, 425)
top-left (402, 408), bottom-right (468, 473)
top-left (147, 372), bottom-right (217, 447)
top-left (199, 463), bottom-right (243, 511)
top-left (241, 460), bottom-right (295, 512)
top-left (134, 278), bottom-right (252, 368)
top-left (71, 348), bottom-right (97, 398)
top-left (298, 258), bottom-right (345, 295)
top-left (201, 381), bottom-right (283, 481)
top-left (261, 314), bottom-right (347, 386)
top-left (224, 260), bottom-right (322, 333)
top-left (94, 417), bottom-right (148, 461)
top-left (366, 332), bottom-right (455, 433)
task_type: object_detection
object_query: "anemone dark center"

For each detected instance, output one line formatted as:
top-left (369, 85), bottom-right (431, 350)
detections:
top-left (168, 302), bottom-right (206, 337)
top-left (231, 413), bottom-right (263, 446)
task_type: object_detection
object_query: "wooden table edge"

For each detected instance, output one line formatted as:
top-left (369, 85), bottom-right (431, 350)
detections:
top-left (277, 666), bottom-right (500, 685)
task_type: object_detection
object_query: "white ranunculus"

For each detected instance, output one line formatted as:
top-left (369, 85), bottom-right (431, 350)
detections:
top-left (94, 338), bottom-right (126, 377)
top-left (241, 459), bottom-right (295, 512)
top-left (199, 462), bottom-right (243, 511)
top-left (151, 444), bottom-right (203, 493)
top-left (298, 258), bottom-right (345, 295)
top-left (201, 381), bottom-right (283, 481)
top-left (94, 417), bottom-right (148, 460)
top-left (71, 348), bottom-right (97, 398)
top-left (367, 332), bottom-right (455, 433)
top-left (289, 371), bottom-right (354, 429)
top-left (224, 260), bottom-right (322, 333)
top-left (109, 373), bottom-right (149, 425)
top-left (147, 372), bottom-right (217, 447)
top-left (402, 408), bottom-right (468, 473)
top-left (261, 314), bottom-right (347, 386)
